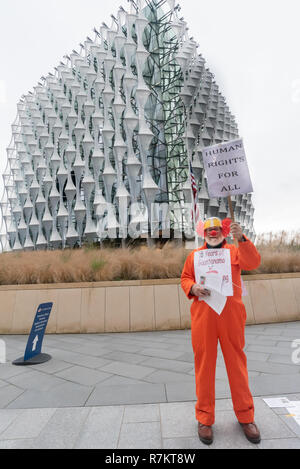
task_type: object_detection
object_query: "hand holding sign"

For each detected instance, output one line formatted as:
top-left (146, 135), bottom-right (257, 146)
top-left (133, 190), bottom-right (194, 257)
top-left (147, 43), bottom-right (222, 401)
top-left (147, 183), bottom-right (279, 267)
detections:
top-left (230, 222), bottom-right (243, 242)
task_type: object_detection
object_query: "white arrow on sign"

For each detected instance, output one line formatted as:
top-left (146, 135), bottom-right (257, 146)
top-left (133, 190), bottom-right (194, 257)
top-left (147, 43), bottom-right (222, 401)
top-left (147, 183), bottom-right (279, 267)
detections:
top-left (32, 335), bottom-right (39, 352)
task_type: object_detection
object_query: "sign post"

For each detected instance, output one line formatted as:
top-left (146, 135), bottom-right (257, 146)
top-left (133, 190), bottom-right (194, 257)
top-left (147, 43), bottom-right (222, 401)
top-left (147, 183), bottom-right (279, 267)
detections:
top-left (13, 302), bottom-right (53, 366)
top-left (227, 195), bottom-right (238, 246)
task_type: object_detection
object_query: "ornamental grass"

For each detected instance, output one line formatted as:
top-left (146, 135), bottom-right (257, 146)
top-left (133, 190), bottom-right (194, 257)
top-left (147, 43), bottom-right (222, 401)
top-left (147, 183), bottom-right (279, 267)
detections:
top-left (0, 243), bottom-right (188, 285)
top-left (0, 231), bottom-right (298, 285)
top-left (254, 230), bottom-right (300, 274)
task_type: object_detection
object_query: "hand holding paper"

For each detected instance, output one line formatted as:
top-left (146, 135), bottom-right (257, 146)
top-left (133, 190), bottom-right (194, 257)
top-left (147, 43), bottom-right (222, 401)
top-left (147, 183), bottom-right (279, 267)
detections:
top-left (191, 284), bottom-right (211, 298)
top-left (194, 249), bottom-right (233, 315)
top-left (199, 288), bottom-right (227, 316)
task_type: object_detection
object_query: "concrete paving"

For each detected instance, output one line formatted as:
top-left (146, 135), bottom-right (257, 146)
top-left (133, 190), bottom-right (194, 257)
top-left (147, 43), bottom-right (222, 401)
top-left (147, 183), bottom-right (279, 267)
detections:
top-left (0, 321), bottom-right (300, 449)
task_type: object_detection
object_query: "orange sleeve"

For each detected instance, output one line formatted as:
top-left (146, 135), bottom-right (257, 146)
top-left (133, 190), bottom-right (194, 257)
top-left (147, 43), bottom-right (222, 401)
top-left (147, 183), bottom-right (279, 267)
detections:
top-left (181, 252), bottom-right (196, 300)
top-left (238, 236), bottom-right (261, 271)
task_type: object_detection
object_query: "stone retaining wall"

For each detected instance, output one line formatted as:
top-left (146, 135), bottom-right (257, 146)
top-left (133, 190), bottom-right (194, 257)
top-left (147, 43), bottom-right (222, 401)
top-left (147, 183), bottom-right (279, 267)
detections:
top-left (0, 273), bottom-right (299, 334)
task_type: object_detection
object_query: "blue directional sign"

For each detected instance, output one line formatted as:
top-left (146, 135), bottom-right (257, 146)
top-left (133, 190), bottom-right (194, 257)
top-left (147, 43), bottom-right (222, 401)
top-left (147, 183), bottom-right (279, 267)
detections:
top-left (23, 303), bottom-right (53, 361)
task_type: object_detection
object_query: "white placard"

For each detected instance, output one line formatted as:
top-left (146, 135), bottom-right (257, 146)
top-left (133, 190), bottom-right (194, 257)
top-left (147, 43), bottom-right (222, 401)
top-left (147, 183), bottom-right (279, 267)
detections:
top-left (194, 249), bottom-right (233, 297)
top-left (199, 289), bottom-right (227, 316)
top-left (202, 138), bottom-right (253, 198)
top-left (194, 249), bottom-right (233, 315)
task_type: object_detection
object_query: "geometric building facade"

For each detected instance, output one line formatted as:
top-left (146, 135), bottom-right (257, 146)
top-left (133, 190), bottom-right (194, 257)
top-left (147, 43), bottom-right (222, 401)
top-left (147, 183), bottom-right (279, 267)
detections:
top-left (0, 0), bottom-right (255, 251)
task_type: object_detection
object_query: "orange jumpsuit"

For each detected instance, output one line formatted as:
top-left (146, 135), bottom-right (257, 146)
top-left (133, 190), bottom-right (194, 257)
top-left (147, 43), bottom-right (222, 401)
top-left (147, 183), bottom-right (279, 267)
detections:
top-left (181, 237), bottom-right (261, 426)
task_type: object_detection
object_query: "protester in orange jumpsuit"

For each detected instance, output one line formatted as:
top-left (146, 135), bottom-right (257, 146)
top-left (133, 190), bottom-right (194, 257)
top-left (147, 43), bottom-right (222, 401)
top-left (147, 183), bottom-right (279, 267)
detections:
top-left (181, 217), bottom-right (261, 445)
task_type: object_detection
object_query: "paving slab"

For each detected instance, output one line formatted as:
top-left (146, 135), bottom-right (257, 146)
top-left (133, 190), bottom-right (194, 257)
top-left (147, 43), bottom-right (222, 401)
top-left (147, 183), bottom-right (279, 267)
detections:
top-left (145, 370), bottom-right (195, 384)
top-left (250, 373), bottom-right (300, 397)
top-left (160, 401), bottom-right (197, 439)
top-left (76, 406), bottom-right (124, 449)
top-left (163, 437), bottom-right (210, 450)
top-left (138, 357), bottom-right (194, 374)
top-left (86, 383), bottom-right (167, 407)
top-left (244, 336), bottom-right (277, 346)
top-left (0, 398), bottom-right (299, 449)
top-left (31, 360), bottom-right (74, 375)
top-left (209, 412), bottom-right (259, 449)
top-left (248, 344), bottom-right (295, 356)
top-left (268, 353), bottom-right (300, 365)
top-left (175, 352), bottom-right (194, 363)
top-left (165, 382), bottom-right (197, 402)
top-left (54, 365), bottom-right (112, 386)
top-left (99, 361), bottom-right (156, 380)
top-left (30, 407), bottom-right (91, 449)
top-left (100, 351), bottom-right (148, 365)
top-left (123, 404), bottom-right (160, 423)
top-left (70, 344), bottom-right (113, 357)
top-left (53, 351), bottom-right (111, 370)
top-left (0, 408), bottom-right (56, 440)
top-left (252, 397), bottom-right (296, 440)
top-left (243, 351), bottom-right (270, 361)
top-left (6, 382), bottom-right (93, 409)
top-left (257, 334), bottom-right (295, 343)
top-left (138, 348), bottom-right (186, 360)
top-left (0, 439), bottom-right (34, 449)
top-left (276, 341), bottom-right (298, 349)
top-left (0, 379), bottom-right (8, 388)
top-left (118, 422), bottom-right (162, 449)
top-left (259, 438), bottom-right (300, 449)
top-left (35, 348), bottom-right (101, 367)
top-left (99, 342), bottom-right (144, 354)
top-left (282, 329), bottom-right (300, 338)
top-left (5, 369), bottom-right (67, 392)
top-left (1, 322), bottom-right (300, 449)
top-left (96, 375), bottom-right (147, 386)
top-left (123, 340), bottom-right (175, 351)
top-left (278, 414), bottom-right (300, 438)
top-left (0, 385), bottom-right (25, 409)
top-left (246, 359), bottom-right (300, 375)
top-left (0, 409), bottom-right (22, 434)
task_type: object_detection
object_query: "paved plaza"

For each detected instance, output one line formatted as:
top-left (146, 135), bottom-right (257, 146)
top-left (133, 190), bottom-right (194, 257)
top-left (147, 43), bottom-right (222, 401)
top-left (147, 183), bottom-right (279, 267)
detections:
top-left (0, 321), bottom-right (300, 449)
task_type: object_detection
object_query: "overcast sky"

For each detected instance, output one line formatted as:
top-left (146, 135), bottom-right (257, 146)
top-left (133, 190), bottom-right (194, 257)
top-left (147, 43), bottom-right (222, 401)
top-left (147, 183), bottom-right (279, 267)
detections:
top-left (0, 0), bottom-right (299, 235)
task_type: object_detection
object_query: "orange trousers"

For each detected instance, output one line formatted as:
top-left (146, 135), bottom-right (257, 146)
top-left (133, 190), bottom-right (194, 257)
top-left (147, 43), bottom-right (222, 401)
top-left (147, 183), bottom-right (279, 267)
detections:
top-left (190, 297), bottom-right (254, 426)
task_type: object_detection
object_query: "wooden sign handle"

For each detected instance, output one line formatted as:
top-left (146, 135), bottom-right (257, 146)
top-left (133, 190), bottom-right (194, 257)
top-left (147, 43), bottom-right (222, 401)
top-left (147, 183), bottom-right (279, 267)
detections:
top-left (227, 196), bottom-right (238, 247)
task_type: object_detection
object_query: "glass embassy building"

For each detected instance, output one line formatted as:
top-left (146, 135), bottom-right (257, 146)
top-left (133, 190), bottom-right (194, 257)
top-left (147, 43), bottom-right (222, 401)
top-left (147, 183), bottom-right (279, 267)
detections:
top-left (0, 0), bottom-right (256, 251)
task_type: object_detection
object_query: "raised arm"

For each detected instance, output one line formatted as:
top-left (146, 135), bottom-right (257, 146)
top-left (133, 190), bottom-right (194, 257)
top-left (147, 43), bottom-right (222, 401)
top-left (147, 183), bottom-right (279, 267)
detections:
top-left (231, 222), bottom-right (261, 271)
top-left (238, 236), bottom-right (261, 271)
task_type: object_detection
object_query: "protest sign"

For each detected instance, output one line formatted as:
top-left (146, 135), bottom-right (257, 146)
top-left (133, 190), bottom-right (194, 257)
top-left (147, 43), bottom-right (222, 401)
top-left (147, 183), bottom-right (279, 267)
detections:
top-left (202, 138), bottom-right (253, 198)
top-left (194, 249), bottom-right (233, 315)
